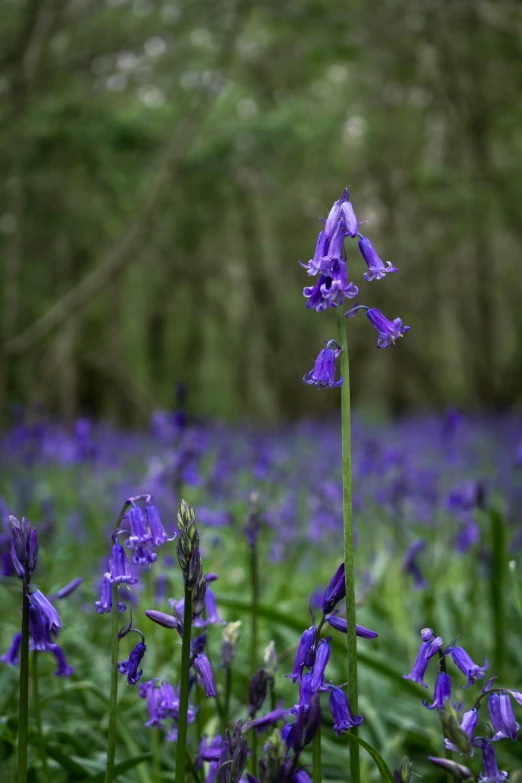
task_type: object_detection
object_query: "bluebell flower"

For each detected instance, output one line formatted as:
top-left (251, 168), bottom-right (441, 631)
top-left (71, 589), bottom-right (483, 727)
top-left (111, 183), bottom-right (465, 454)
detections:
top-left (322, 563), bottom-right (345, 614)
top-left (304, 345), bottom-right (343, 389)
top-left (194, 653), bottom-right (216, 697)
top-left (445, 709), bottom-right (479, 754)
top-left (474, 738), bottom-right (508, 783)
top-left (109, 541), bottom-right (138, 584)
top-left (303, 267), bottom-right (358, 311)
top-left (428, 757), bottom-right (473, 780)
top-left (403, 630), bottom-right (443, 687)
top-left (341, 199), bottom-right (358, 238)
top-left (1, 632), bottom-right (22, 666)
top-left (310, 639), bottom-right (331, 693)
top-left (28, 604), bottom-right (56, 651)
top-left (252, 701), bottom-right (288, 734)
top-left (422, 672), bottom-right (451, 710)
top-left (125, 506), bottom-right (152, 548)
top-left (366, 308), bottom-right (410, 349)
top-left (488, 692), bottom-right (519, 742)
top-left (192, 633), bottom-right (207, 656)
top-left (95, 574), bottom-right (126, 614)
top-left (118, 640), bottom-right (146, 685)
top-left (145, 503), bottom-right (173, 547)
top-left (329, 687), bottom-right (363, 734)
top-left (289, 626), bottom-right (316, 683)
top-left (29, 590), bottom-right (62, 632)
top-left (447, 645), bottom-right (488, 689)
top-left (298, 672), bottom-right (314, 707)
top-left (358, 236), bottom-right (398, 281)
top-left (132, 543), bottom-right (158, 567)
top-left (52, 645), bottom-right (74, 677)
top-left (54, 578), bottom-right (83, 599)
top-left (326, 614), bottom-right (378, 638)
top-left (324, 189), bottom-right (348, 241)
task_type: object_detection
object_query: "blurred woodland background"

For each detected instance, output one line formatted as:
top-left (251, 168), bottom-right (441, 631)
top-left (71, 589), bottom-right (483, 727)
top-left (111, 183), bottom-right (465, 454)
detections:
top-left (1, 0), bottom-right (522, 424)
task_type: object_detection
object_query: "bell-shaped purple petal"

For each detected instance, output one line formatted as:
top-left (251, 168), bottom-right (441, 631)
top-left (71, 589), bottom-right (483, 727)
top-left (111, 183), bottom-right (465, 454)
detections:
top-left (422, 672), bottom-right (451, 710)
top-left (329, 687), bottom-right (363, 735)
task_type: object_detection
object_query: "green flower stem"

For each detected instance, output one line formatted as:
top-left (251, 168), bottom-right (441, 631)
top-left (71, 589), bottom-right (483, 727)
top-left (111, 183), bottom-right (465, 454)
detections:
top-left (104, 583), bottom-right (120, 783)
top-left (18, 580), bottom-right (30, 783)
top-left (337, 305), bottom-right (360, 783)
top-left (175, 585), bottom-right (193, 783)
top-left (33, 651), bottom-right (49, 783)
top-left (223, 664), bottom-right (232, 734)
top-left (438, 650), bottom-right (453, 783)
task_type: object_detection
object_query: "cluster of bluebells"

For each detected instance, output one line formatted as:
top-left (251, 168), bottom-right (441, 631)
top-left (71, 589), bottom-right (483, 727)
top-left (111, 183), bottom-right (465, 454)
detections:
top-left (1, 515), bottom-right (78, 677)
top-left (404, 627), bottom-right (521, 781)
top-left (301, 188), bottom-right (410, 388)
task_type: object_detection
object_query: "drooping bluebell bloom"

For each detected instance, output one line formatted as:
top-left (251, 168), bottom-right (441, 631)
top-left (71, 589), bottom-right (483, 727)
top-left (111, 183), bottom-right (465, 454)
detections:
top-left (54, 577), bottom-right (83, 599)
top-left (298, 671), bottom-right (314, 707)
top-left (445, 708), bottom-right (479, 754)
top-left (109, 541), bottom-right (138, 584)
top-left (52, 645), bottom-right (74, 677)
top-left (1, 632), bottom-right (22, 666)
top-left (474, 738), bottom-right (508, 783)
top-left (125, 506), bottom-right (152, 548)
top-left (326, 614), bottom-right (378, 638)
top-left (29, 590), bottom-right (62, 632)
top-left (488, 692), bottom-right (519, 742)
top-left (132, 543), bottom-right (158, 566)
top-left (194, 653), bottom-right (216, 697)
top-left (324, 189), bottom-right (348, 241)
top-left (9, 515), bottom-right (38, 579)
top-left (329, 687), bottom-right (363, 735)
top-left (28, 604), bottom-right (56, 651)
top-left (422, 672), bottom-right (451, 710)
top-left (192, 633), bottom-right (207, 656)
top-left (251, 701), bottom-right (288, 734)
top-left (322, 563), bottom-right (345, 614)
top-left (310, 638), bottom-right (331, 693)
top-left (145, 503), bottom-right (173, 547)
top-left (197, 734), bottom-right (223, 765)
top-left (303, 266), bottom-right (358, 311)
top-left (289, 626), bottom-right (316, 683)
top-left (403, 539), bottom-right (427, 589)
top-left (403, 630), bottom-right (443, 687)
top-left (366, 308), bottom-right (410, 349)
top-left (341, 199), bottom-right (358, 238)
top-left (95, 574), bottom-right (126, 614)
top-left (358, 236), bottom-right (398, 281)
top-left (428, 757), bottom-right (473, 780)
top-left (118, 640), bottom-right (146, 685)
top-left (303, 346), bottom-right (343, 389)
top-left (447, 645), bottom-right (488, 689)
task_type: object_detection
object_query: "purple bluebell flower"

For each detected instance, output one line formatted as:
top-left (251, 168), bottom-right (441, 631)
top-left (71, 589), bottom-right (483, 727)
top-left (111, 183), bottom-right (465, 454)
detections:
top-left (109, 541), bottom-right (138, 584)
top-left (29, 590), bottom-right (62, 632)
top-left (52, 645), bottom-right (74, 677)
top-left (145, 503), bottom-right (173, 547)
top-left (300, 230), bottom-right (329, 276)
top-left (125, 506), bottom-right (152, 548)
top-left (474, 739), bottom-right (508, 783)
top-left (146, 609), bottom-right (183, 635)
top-left (192, 634), bottom-right (207, 656)
top-left (322, 563), bottom-right (345, 614)
top-left (54, 577), bottom-right (83, 599)
top-left (341, 199), bottom-right (358, 238)
top-left (304, 345), bottom-right (343, 389)
top-left (28, 604), bottom-right (56, 651)
top-left (488, 692), bottom-right (519, 742)
top-left (298, 672), bottom-right (314, 707)
top-left (194, 654), bottom-right (216, 697)
top-left (445, 708), bottom-right (479, 754)
top-left (324, 189), bottom-right (348, 241)
top-left (447, 645), bottom-right (488, 689)
top-left (132, 543), bottom-right (158, 566)
top-left (403, 539), bottom-right (427, 589)
top-left (310, 639), bottom-right (331, 693)
top-left (303, 267), bottom-right (358, 311)
top-left (329, 687), bottom-right (363, 734)
top-left (95, 574), bottom-right (126, 614)
top-left (403, 631), bottom-right (443, 687)
top-left (289, 626), bottom-right (316, 683)
top-left (118, 640), bottom-right (146, 685)
top-left (9, 515), bottom-right (38, 579)
top-left (358, 236), bottom-right (398, 281)
top-left (251, 701), bottom-right (287, 734)
top-left (366, 308), bottom-right (410, 349)
top-left (422, 672), bottom-right (451, 710)
top-left (326, 615), bottom-right (378, 638)
top-left (428, 757), bottom-right (473, 780)
top-left (1, 632), bottom-right (22, 666)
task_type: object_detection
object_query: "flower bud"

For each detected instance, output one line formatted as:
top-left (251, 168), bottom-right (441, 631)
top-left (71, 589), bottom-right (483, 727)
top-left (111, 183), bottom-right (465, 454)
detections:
top-left (393, 757), bottom-right (412, 783)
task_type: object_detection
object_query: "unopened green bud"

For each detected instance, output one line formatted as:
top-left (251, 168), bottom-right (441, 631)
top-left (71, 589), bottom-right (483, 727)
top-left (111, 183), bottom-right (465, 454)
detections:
top-left (264, 641), bottom-right (278, 675)
top-left (441, 706), bottom-right (472, 756)
top-left (393, 757), bottom-right (412, 783)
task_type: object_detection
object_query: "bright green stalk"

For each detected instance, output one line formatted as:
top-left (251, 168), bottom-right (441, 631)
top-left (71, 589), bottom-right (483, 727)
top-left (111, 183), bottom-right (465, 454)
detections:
top-left (104, 583), bottom-right (120, 783)
top-left (250, 542), bottom-right (259, 775)
top-left (337, 305), bottom-right (360, 783)
top-left (33, 651), bottom-right (49, 782)
top-left (175, 585), bottom-right (193, 783)
top-left (18, 581), bottom-right (30, 783)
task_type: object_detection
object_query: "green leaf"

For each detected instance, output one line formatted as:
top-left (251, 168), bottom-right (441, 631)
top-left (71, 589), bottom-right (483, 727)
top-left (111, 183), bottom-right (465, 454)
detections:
top-left (343, 732), bottom-right (396, 783)
top-left (77, 752), bottom-right (152, 782)
top-left (46, 745), bottom-right (91, 779)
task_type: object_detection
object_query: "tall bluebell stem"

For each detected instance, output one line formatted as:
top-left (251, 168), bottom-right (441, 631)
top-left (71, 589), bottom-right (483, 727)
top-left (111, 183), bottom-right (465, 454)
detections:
top-left (175, 588), bottom-right (193, 783)
top-left (105, 582), bottom-right (120, 783)
top-left (246, 492), bottom-right (261, 775)
top-left (337, 305), bottom-right (360, 783)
